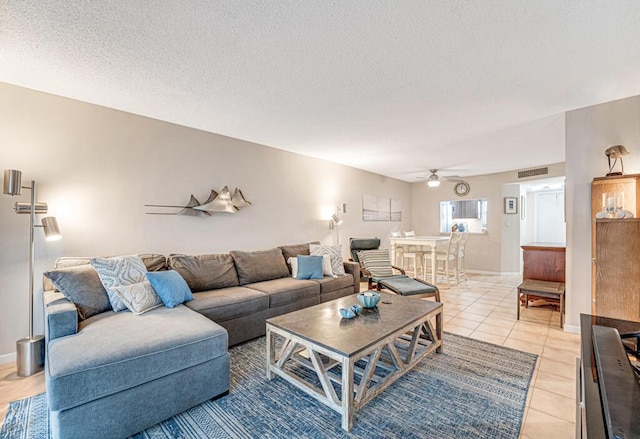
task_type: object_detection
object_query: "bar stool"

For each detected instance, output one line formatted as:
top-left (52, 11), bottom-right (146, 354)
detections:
top-left (423, 232), bottom-right (460, 287)
top-left (402, 231), bottom-right (423, 278)
top-left (456, 231), bottom-right (468, 282)
top-left (390, 231), bottom-right (404, 266)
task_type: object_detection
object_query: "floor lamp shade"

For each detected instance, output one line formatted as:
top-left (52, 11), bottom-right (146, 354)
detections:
top-left (14, 202), bottom-right (47, 214)
top-left (3, 169), bottom-right (22, 195)
top-left (42, 217), bottom-right (62, 241)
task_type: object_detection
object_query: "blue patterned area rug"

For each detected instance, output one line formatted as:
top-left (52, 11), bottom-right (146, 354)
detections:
top-left (1, 333), bottom-right (536, 439)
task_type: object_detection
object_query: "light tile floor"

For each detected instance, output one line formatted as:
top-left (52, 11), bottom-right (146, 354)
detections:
top-left (0, 273), bottom-right (579, 438)
top-left (434, 273), bottom-right (578, 439)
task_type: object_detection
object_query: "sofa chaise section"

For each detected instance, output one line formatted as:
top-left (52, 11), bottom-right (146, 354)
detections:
top-left (45, 303), bottom-right (229, 439)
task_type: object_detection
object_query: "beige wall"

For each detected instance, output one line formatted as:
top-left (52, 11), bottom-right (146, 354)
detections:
top-left (410, 163), bottom-right (565, 273)
top-left (0, 83), bottom-right (413, 361)
top-left (565, 95), bottom-right (640, 331)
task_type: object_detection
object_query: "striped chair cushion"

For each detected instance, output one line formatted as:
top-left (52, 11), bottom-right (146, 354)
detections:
top-left (357, 249), bottom-right (394, 277)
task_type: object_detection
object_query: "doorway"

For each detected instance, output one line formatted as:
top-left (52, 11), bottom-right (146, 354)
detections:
top-left (521, 177), bottom-right (566, 245)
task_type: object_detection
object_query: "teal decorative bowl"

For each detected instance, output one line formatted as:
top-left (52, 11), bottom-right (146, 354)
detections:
top-left (357, 291), bottom-right (381, 308)
top-left (339, 308), bottom-right (356, 319)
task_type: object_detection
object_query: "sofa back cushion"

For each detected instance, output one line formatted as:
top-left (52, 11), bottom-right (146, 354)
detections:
top-left (43, 254), bottom-right (167, 291)
top-left (230, 248), bottom-right (290, 285)
top-left (168, 254), bottom-right (239, 292)
top-left (278, 242), bottom-right (320, 272)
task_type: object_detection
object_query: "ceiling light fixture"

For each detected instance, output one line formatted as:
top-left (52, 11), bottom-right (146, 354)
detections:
top-left (427, 169), bottom-right (441, 188)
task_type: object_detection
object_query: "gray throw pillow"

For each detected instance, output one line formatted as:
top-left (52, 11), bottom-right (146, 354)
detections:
top-left (230, 248), bottom-right (290, 285)
top-left (43, 265), bottom-right (112, 320)
top-left (168, 254), bottom-right (239, 292)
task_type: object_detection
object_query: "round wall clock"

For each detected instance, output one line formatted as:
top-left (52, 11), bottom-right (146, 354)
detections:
top-left (454, 181), bottom-right (470, 197)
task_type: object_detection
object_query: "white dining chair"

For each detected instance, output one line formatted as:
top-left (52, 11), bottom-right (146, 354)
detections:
top-left (456, 231), bottom-right (469, 282)
top-left (401, 231), bottom-right (423, 277)
top-left (423, 232), bottom-right (460, 287)
top-left (390, 231), bottom-right (403, 265)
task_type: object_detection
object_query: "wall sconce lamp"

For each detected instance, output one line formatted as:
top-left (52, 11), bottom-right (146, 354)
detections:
top-left (3, 169), bottom-right (62, 376)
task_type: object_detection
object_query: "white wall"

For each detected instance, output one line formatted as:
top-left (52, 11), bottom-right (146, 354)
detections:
top-left (411, 163), bottom-right (565, 273)
top-left (565, 94), bottom-right (640, 331)
top-left (0, 83), bottom-right (413, 361)
top-left (533, 190), bottom-right (565, 242)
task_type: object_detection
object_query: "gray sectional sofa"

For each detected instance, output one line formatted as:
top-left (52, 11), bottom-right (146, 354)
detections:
top-left (42, 243), bottom-right (360, 439)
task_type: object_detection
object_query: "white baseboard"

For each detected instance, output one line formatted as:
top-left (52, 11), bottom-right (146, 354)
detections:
top-left (563, 324), bottom-right (580, 335)
top-left (0, 352), bottom-right (16, 365)
top-left (465, 270), bottom-right (520, 276)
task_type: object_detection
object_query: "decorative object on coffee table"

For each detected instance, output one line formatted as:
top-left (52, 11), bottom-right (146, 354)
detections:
top-left (357, 291), bottom-right (380, 308)
top-left (338, 304), bottom-right (362, 319)
top-left (339, 308), bottom-right (356, 319)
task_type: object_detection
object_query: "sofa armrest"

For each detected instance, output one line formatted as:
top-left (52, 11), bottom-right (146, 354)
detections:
top-left (44, 290), bottom-right (78, 342)
top-left (343, 261), bottom-right (361, 294)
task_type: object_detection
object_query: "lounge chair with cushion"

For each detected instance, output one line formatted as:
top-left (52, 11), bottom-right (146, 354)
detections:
top-left (349, 238), bottom-right (440, 301)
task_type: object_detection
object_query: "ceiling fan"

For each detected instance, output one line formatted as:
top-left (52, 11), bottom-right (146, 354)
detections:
top-left (417, 169), bottom-right (471, 196)
top-left (420, 169), bottom-right (463, 187)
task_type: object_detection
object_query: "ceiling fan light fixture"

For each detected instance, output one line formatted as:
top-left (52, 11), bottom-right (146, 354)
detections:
top-left (427, 169), bottom-right (441, 187)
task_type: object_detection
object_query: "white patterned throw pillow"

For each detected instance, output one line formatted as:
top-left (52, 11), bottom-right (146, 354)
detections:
top-left (90, 255), bottom-right (149, 312)
top-left (112, 280), bottom-right (163, 315)
top-left (309, 244), bottom-right (345, 276)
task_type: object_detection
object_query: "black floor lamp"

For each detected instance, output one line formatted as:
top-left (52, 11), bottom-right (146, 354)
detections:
top-left (3, 169), bottom-right (62, 377)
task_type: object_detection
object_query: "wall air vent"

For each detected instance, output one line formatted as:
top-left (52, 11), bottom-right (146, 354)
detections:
top-left (518, 167), bottom-right (549, 179)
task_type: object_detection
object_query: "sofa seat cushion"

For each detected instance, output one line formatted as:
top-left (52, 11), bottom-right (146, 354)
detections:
top-left (315, 274), bottom-right (354, 294)
top-left (46, 305), bottom-right (227, 412)
top-left (247, 277), bottom-right (320, 307)
top-left (185, 286), bottom-right (268, 321)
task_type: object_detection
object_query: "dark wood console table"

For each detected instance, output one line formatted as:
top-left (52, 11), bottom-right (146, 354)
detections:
top-left (521, 242), bottom-right (566, 283)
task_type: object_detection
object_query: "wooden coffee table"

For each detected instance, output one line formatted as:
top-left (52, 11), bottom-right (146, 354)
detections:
top-left (266, 292), bottom-right (443, 431)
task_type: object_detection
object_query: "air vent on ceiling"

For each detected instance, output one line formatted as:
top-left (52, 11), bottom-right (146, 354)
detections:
top-left (518, 166), bottom-right (549, 179)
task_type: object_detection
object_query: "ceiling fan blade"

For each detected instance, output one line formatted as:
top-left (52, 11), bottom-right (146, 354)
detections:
top-left (441, 175), bottom-right (464, 182)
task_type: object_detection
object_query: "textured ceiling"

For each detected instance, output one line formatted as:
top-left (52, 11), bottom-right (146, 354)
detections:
top-left (2, 1), bottom-right (640, 181)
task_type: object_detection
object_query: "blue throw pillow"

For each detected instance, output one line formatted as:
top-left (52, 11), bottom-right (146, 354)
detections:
top-left (146, 270), bottom-right (193, 308)
top-left (296, 255), bottom-right (323, 280)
